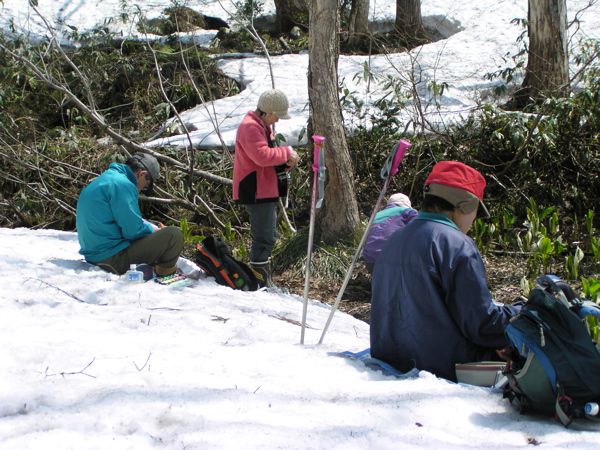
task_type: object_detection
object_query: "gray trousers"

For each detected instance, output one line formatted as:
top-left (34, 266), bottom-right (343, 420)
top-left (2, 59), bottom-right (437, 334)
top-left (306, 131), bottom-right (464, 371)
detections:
top-left (245, 202), bottom-right (277, 263)
top-left (96, 226), bottom-right (184, 275)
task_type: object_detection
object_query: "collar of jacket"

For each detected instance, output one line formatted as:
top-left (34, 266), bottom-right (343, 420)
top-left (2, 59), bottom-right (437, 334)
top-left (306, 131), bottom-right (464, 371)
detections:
top-left (109, 162), bottom-right (138, 186)
top-left (248, 110), bottom-right (270, 131)
top-left (416, 211), bottom-right (458, 230)
top-left (374, 206), bottom-right (411, 223)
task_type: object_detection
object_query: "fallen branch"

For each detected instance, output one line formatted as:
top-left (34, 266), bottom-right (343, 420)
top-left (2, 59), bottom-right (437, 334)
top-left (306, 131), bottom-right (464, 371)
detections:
top-left (269, 314), bottom-right (317, 329)
top-left (133, 352), bottom-right (152, 371)
top-left (23, 278), bottom-right (91, 304)
top-left (45, 358), bottom-right (96, 378)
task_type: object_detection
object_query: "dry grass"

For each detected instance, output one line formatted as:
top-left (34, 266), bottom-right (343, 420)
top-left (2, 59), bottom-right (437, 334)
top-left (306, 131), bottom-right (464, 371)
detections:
top-left (274, 254), bottom-right (531, 324)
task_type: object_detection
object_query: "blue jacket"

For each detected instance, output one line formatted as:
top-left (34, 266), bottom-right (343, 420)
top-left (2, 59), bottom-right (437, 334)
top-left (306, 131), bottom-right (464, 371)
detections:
top-left (370, 211), bottom-right (520, 381)
top-left (76, 163), bottom-right (154, 263)
top-left (362, 205), bottom-right (417, 264)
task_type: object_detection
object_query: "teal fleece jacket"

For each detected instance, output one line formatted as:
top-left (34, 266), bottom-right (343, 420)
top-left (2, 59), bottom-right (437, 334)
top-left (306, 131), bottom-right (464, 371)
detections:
top-left (76, 163), bottom-right (154, 263)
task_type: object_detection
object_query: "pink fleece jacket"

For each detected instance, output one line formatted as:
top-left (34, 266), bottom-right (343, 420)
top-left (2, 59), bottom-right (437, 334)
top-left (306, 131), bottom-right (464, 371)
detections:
top-left (233, 111), bottom-right (291, 203)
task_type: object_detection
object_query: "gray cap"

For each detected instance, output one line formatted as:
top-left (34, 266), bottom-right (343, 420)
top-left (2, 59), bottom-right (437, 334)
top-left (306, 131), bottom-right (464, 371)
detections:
top-left (132, 152), bottom-right (160, 183)
top-left (257, 89), bottom-right (290, 119)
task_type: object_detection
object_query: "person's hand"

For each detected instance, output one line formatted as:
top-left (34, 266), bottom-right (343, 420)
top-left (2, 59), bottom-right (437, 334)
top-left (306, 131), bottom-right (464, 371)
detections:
top-left (286, 148), bottom-right (299, 170)
top-left (495, 346), bottom-right (514, 362)
top-left (146, 219), bottom-right (165, 231)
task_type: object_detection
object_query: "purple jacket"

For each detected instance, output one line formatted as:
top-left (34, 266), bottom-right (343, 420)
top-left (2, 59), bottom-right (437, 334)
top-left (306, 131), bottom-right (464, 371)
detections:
top-left (362, 205), bottom-right (418, 264)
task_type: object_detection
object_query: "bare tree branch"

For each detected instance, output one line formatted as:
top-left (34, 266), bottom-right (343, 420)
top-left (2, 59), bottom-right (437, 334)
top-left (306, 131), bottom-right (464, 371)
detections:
top-left (0, 42), bottom-right (230, 186)
top-left (45, 358), bottom-right (97, 379)
top-left (23, 278), bottom-right (90, 303)
top-left (133, 352), bottom-right (152, 371)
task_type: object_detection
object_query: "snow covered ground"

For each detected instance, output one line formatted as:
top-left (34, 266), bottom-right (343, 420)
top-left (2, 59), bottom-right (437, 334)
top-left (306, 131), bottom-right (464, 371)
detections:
top-left (1, 228), bottom-right (599, 449)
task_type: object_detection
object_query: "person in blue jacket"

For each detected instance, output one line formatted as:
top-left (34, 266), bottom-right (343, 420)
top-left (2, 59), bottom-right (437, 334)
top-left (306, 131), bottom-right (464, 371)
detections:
top-left (362, 192), bottom-right (417, 272)
top-left (370, 161), bottom-right (520, 382)
top-left (76, 152), bottom-right (183, 276)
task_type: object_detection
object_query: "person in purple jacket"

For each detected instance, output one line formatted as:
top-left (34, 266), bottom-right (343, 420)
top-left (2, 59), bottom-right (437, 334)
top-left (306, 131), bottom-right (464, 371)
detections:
top-left (362, 193), bottom-right (418, 272)
top-left (370, 161), bottom-right (521, 382)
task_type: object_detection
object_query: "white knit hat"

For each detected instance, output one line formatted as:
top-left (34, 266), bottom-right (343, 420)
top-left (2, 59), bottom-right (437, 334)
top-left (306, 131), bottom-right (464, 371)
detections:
top-left (388, 193), bottom-right (411, 208)
top-left (257, 89), bottom-right (290, 119)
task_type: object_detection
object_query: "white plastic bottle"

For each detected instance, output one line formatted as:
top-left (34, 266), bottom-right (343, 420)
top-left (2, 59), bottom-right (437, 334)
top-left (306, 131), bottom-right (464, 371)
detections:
top-left (584, 402), bottom-right (599, 417)
top-left (126, 264), bottom-right (144, 283)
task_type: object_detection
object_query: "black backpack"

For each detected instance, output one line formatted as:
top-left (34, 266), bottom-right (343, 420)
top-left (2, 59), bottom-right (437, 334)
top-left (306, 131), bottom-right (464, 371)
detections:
top-left (503, 275), bottom-right (600, 426)
top-left (194, 235), bottom-right (259, 291)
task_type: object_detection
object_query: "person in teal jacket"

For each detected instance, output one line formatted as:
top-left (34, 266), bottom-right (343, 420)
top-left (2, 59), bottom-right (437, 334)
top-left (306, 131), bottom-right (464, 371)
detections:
top-left (76, 152), bottom-right (183, 276)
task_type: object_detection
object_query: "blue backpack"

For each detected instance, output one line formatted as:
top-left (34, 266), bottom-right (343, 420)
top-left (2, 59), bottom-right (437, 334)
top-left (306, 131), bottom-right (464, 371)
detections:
top-left (503, 275), bottom-right (600, 426)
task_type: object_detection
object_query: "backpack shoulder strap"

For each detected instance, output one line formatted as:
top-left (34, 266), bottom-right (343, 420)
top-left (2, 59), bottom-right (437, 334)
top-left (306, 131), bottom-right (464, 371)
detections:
top-left (220, 253), bottom-right (259, 291)
top-left (555, 389), bottom-right (574, 427)
top-left (195, 239), bottom-right (238, 290)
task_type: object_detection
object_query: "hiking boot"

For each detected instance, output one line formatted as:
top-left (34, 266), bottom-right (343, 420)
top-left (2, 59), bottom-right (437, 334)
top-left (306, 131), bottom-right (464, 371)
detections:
top-left (154, 264), bottom-right (178, 277)
top-left (250, 260), bottom-right (275, 288)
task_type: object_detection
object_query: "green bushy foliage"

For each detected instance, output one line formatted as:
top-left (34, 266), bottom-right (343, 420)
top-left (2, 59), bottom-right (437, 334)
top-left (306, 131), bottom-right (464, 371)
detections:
top-left (1, 34), bottom-right (238, 137)
top-left (214, 28), bottom-right (256, 52)
top-left (137, 7), bottom-right (206, 36)
top-left (340, 41), bottom-right (599, 284)
top-left (462, 79), bottom-right (600, 221)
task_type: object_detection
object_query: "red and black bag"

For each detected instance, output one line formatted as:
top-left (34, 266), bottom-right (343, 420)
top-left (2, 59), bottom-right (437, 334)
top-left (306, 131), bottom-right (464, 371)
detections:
top-left (195, 235), bottom-right (259, 291)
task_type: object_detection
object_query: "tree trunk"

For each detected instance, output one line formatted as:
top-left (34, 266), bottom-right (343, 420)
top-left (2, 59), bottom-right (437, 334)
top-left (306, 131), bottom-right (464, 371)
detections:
top-left (521, 0), bottom-right (569, 100)
top-left (274, 0), bottom-right (308, 33)
top-left (347, 0), bottom-right (370, 48)
top-left (308, 0), bottom-right (360, 242)
top-left (395, 0), bottom-right (427, 43)
top-left (348, 0), bottom-right (369, 35)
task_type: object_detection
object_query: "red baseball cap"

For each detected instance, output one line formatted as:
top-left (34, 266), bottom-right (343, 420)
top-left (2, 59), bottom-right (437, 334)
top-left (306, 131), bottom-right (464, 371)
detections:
top-left (425, 161), bottom-right (489, 218)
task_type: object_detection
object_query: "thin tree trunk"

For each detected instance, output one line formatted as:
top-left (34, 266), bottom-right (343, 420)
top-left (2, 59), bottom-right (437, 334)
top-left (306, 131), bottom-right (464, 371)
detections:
top-left (395, 0), bottom-right (427, 43)
top-left (348, 0), bottom-right (369, 35)
top-left (521, 0), bottom-right (569, 99)
top-left (308, 0), bottom-right (360, 242)
top-left (347, 0), bottom-right (370, 48)
top-left (274, 0), bottom-right (308, 33)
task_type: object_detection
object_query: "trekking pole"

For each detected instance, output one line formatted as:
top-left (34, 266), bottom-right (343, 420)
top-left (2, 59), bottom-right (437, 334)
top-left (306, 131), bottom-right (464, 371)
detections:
top-left (318, 139), bottom-right (411, 345)
top-left (301, 135), bottom-right (326, 344)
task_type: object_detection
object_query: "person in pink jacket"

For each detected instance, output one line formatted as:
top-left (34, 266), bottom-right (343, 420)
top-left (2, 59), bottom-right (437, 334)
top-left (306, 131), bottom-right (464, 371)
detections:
top-left (233, 89), bottom-right (299, 287)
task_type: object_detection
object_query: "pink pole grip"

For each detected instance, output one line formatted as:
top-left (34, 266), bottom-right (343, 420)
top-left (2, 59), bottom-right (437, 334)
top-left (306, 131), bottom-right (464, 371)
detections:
top-left (312, 135), bottom-right (326, 172)
top-left (313, 135), bottom-right (326, 145)
top-left (390, 139), bottom-right (411, 176)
